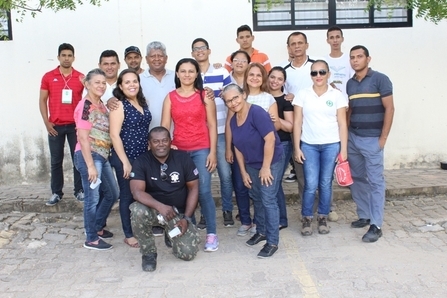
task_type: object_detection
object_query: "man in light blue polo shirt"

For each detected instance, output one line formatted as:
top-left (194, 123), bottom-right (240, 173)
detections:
top-left (347, 45), bottom-right (394, 243)
top-left (191, 37), bottom-right (234, 228)
top-left (139, 41), bottom-right (176, 131)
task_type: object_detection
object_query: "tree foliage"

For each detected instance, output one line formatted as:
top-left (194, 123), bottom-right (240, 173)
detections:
top-left (0, 0), bottom-right (108, 19)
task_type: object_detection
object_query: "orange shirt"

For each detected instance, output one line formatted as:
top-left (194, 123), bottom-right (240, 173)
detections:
top-left (225, 48), bottom-right (271, 72)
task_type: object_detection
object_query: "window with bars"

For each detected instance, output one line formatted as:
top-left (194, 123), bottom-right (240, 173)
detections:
top-left (253, 0), bottom-right (412, 31)
top-left (0, 10), bottom-right (12, 40)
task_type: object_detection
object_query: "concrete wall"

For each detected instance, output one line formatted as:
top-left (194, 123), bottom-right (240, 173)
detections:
top-left (1, 0), bottom-right (446, 185)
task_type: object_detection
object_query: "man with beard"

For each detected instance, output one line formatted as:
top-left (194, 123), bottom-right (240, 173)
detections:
top-left (124, 46), bottom-right (144, 74)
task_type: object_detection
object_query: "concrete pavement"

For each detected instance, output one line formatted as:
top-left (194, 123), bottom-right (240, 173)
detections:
top-left (1, 168), bottom-right (447, 297)
top-left (1, 168), bottom-right (447, 213)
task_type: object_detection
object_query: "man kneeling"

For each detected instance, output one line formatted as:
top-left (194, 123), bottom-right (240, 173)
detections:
top-left (130, 126), bottom-right (201, 272)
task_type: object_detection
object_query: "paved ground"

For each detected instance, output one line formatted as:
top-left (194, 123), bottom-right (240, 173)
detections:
top-left (1, 168), bottom-right (447, 297)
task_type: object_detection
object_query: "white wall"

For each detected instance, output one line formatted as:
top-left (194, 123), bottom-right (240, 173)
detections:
top-left (0, 0), bottom-right (446, 184)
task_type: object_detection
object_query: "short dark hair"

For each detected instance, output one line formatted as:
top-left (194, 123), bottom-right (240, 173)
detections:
top-left (58, 43), bottom-right (74, 56)
top-left (286, 32), bottom-right (307, 45)
top-left (237, 24), bottom-right (252, 36)
top-left (350, 45), bottom-right (370, 57)
top-left (99, 50), bottom-right (120, 64)
top-left (191, 38), bottom-right (209, 50)
top-left (149, 126), bottom-right (171, 140)
top-left (230, 50), bottom-right (251, 63)
top-left (269, 66), bottom-right (287, 82)
top-left (327, 26), bottom-right (343, 37)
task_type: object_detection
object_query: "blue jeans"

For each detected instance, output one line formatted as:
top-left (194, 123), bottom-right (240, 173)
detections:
top-left (48, 124), bottom-right (82, 196)
top-left (231, 147), bottom-right (252, 226)
top-left (74, 151), bottom-right (118, 242)
top-left (216, 134), bottom-right (233, 212)
top-left (109, 151), bottom-right (135, 238)
top-left (245, 160), bottom-right (282, 246)
top-left (348, 131), bottom-right (385, 227)
top-left (301, 141), bottom-right (340, 217)
top-left (277, 140), bottom-right (292, 226)
top-left (188, 148), bottom-right (217, 235)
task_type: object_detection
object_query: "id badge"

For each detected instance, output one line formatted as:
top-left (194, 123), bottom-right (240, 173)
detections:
top-left (62, 89), bottom-right (72, 104)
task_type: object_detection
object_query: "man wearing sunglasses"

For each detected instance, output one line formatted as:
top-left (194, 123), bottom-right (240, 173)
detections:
top-left (347, 45), bottom-right (394, 243)
top-left (129, 126), bottom-right (201, 272)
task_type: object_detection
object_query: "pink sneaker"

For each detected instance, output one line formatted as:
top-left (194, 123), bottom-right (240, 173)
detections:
top-left (204, 234), bottom-right (219, 252)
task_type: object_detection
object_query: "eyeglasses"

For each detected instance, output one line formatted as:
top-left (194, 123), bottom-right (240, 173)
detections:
top-left (224, 94), bottom-right (240, 106)
top-left (160, 163), bottom-right (168, 181)
top-left (192, 45), bottom-right (208, 52)
top-left (310, 70), bottom-right (328, 77)
top-left (233, 59), bottom-right (248, 64)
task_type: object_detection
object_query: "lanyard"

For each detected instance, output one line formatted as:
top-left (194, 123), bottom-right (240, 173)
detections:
top-left (59, 68), bottom-right (73, 90)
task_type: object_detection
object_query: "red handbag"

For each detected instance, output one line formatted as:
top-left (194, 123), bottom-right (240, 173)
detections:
top-left (335, 154), bottom-right (353, 187)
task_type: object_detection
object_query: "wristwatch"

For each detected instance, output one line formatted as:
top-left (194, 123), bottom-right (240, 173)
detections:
top-left (181, 215), bottom-right (192, 222)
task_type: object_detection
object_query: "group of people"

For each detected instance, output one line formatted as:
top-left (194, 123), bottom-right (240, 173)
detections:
top-left (39, 24), bottom-right (394, 271)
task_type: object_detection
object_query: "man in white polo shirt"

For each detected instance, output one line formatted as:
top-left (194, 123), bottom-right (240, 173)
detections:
top-left (283, 32), bottom-right (319, 202)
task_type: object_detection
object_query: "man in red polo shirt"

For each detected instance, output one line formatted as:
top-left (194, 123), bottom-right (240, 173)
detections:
top-left (224, 24), bottom-right (271, 73)
top-left (39, 43), bottom-right (85, 206)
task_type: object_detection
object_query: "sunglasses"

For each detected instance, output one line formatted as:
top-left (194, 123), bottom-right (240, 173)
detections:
top-left (160, 163), bottom-right (168, 181)
top-left (310, 70), bottom-right (328, 77)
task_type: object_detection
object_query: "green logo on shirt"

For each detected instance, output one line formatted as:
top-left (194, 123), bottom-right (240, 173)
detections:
top-left (326, 100), bottom-right (333, 107)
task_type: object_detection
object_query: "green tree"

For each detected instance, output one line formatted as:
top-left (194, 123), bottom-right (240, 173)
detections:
top-left (0, 0), bottom-right (108, 19)
top-left (252, 0), bottom-right (447, 24)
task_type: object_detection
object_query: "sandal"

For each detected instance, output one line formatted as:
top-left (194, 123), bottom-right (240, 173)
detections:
top-left (124, 238), bottom-right (140, 248)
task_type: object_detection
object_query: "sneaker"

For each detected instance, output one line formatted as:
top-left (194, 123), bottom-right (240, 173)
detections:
top-left (257, 243), bottom-right (278, 258)
top-left (97, 229), bottom-right (113, 239)
top-left (223, 211), bottom-right (234, 227)
top-left (46, 194), bottom-right (61, 206)
top-left (249, 225), bottom-right (257, 237)
top-left (83, 239), bottom-right (113, 251)
top-left (284, 173), bottom-right (297, 183)
top-left (362, 224), bottom-right (382, 243)
top-left (197, 215), bottom-right (206, 230)
top-left (301, 217), bottom-right (313, 236)
top-left (75, 190), bottom-right (85, 202)
top-left (237, 224), bottom-right (252, 236)
top-left (152, 226), bottom-right (164, 237)
top-left (317, 216), bottom-right (330, 234)
top-left (328, 211), bottom-right (339, 222)
top-left (204, 234), bottom-right (219, 252)
top-left (351, 218), bottom-right (371, 228)
top-left (246, 233), bottom-right (266, 246)
top-left (142, 253), bottom-right (157, 272)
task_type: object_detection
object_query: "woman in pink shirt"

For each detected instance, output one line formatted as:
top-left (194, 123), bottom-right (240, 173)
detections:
top-left (74, 68), bottom-right (118, 251)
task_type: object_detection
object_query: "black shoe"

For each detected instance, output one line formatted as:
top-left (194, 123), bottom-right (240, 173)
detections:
top-left (246, 233), bottom-right (266, 246)
top-left (97, 229), bottom-right (113, 239)
top-left (152, 226), bottom-right (164, 237)
top-left (197, 215), bottom-right (206, 230)
top-left (257, 243), bottom-right (278, 258)
top-left (351, 218), bottom-right (371, 228)
top-left (362, 224), bottom-right (382, 243)
top-left (83, 239), bottom-right (113, 251)
top-left (279, 225), bottom-right (288, 231)
top-left (223, 211), bottom-right (234, 227)
top-left (164, 231), bottom-right (172, 248)
top-left (142, 253), bottom-right (157, 272)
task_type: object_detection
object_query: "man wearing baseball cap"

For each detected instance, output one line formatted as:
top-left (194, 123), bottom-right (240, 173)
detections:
top-left (124, 46), bottom-right (144, 74)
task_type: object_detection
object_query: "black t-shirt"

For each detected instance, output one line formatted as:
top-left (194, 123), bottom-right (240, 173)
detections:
top-left (131, 150), bottom-right (199, 213)
top-left (274, 94), bottom-right (294, 142)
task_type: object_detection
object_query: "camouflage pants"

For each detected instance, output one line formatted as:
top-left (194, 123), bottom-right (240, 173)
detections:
top-left (130, 202), bottom-right (201, 261)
